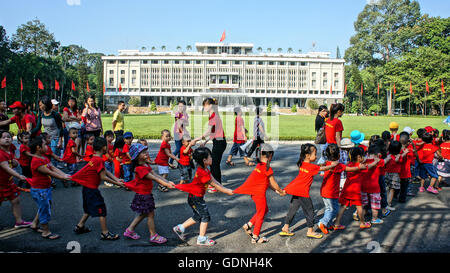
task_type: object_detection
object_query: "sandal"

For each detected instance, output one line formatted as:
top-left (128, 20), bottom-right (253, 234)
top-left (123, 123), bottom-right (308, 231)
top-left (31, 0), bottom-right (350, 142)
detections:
top-left (31, 226), bottom-right (44, 233)
top-left (123, 228), bottom-right (141, 240)
top-left (74, 225), bottom-right (91, 234)
top-left (251, 235), bottom-right (268, 244)
top-left (382, 209), bottom-right (391, 217)
top-left (279, 231), bottom-right (295, 237)
top-left (359, 222), bottom-right (372, 229)
top-left (149, 233), bottom-right (167, 244)
top-left (307, 233), bottom-right (323, 239)
top-left (42, 233), bottom-right (60, 240)
top-left (226, 161), bottom-right (235, 167)
top-left (242, 223), bottom-right (253, 237)
top-left (333, 225), bottom-right (346, 230)
top-left (246, 162), bottom-right (255, 167)
top-left (158, 185), bottom-right (169, 192)
top-left (100, 231), bottom-right (120, 240)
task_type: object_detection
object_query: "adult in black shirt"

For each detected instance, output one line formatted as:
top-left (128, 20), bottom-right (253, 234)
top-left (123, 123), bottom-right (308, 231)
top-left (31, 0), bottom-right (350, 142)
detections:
top-left (315, 105), bottom-right (329, 166)
top-left (0, 99), bottom-right (9, 131)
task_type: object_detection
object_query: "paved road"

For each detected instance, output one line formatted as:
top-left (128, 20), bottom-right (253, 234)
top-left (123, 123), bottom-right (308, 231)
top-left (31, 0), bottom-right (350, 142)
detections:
top-left (1, 143), bottom-right (449, 253)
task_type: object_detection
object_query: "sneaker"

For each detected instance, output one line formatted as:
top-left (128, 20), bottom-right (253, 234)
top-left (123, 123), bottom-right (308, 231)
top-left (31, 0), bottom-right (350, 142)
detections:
top-left (173, 225), bottom-right (185, 241)
top-left (318, 222), bottom-right (328, 234)
top-left (360, 222), bottom-right (371, 229)
top-left (158, 185), bottom-right (168, 192)
top-left (419, 186), bottom-right (425, 192)
top-left (14, 221), bottom-right (32, 228)
top-left (123, 228), bottom-right (140, 240)
top-left (407, 191), bottom-right (416, 196)
top-left (208, 186), bottom-right (217, 193)
top-left (371, 218), bottom-right (384, 224)
top-left (104, 182), bottom-right (113, 187)
top-left (352, 212), bottom-right (359, 221)
top-left (427, 186), bottom-right (439, 194)
top-left (197, 237), bottom-right (216, 246)
top-left (386, 205), bottom-right (396, 211)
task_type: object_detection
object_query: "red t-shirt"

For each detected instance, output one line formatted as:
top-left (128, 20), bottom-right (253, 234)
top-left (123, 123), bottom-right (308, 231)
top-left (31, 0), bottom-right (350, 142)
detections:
top-left (340, 162), bottom-right (364, 200)
top-left (233, 162), bottom-right (274, 196)
top-left (10, 114), bottom-right (36, 134)
top-left (361, 158), bottom-right (384, 193)
top-left (122, 144), bottom-right (132, 164)
top-left (63, 107), bottom-right (78, 118)
top-left (320, 162), bottom-right (346, 199)
top-left (114, 147), bottom-right (125, 162)
top-left (103, 143), bottom-right (114, 162)
top-left (125, 165), bottom-right (154, 195)
top-left (0, 148), bottom-right (15, 188)
top-left (390, 134), bottom-right (400, 141)
top-left (84, 144), bottom-right (94, 162)
top-left (175, 167), bottom-right (211, 197)
top-left (18, 144), bottom-right (31, 167)
top-left (358, 144), bottom-right (368, 152)
top-left (440, 142), bottom-right (450, 160)
top-left (384, 154), bottom-right (402, 173)
top-left (30, 156), bottom-right (52, 189)
top-left (155, 141), bottom-right (171, 166)
top-left (70, 156), bottom-right (105, 189)
top-left (44, 147), bottom-right (54, 161)
top-left (209, 112), bottom-right (225, 139)
top-left (63, 139), bottom-right (77, 164)
top-left (179, 145), bottom-right (192, 166)
top-left (284, 162), bottom-right (321, 198)
top-left (325, 118), bottom-right (343, 144)
top-left (400, 147), bottom-right (414, 179)
top-left (418, 143), bottom-right (438, 164)
top-left (233, 116), bottom-right (245, 144)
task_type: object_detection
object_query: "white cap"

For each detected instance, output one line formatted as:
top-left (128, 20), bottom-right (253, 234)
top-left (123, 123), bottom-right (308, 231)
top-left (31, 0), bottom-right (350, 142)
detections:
top-left (403, 126), bottom-right (414, 135)
top-left (51, 99), bottom-right (59, 105)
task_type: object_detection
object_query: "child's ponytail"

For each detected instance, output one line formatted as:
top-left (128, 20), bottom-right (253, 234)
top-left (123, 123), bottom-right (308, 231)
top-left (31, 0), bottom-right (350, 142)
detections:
top-left (297, 143), bottom-right (316, 167)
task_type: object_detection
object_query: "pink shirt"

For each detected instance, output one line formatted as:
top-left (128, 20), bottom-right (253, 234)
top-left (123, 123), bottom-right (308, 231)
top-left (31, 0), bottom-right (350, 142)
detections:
top-left (82, 107), bottom-right (102, 132)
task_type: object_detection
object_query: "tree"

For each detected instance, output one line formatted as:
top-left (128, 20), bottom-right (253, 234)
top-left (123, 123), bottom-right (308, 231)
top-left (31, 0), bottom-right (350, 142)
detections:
top-left (277, 48), bottom-right (283, 53)
top-left (291, 104), bottom-right (297, 113)
top-left (12, 18), bottom-right (60, 57)
top-left (287, 48), bottom-right (293, 53)
top-left (161, 45), bottom-right (166, 51)
top-left (307, 99), bottom-right (319, 110)
top-left (257, 47), bottom-right (262, 53)
top-left (151, 46), bottom-right (156, 51)
top-left (186, 45), bottom-right (192, 51)
top-left (336, 46), bottom-right (341, 58)
top-left (128, 96), bottom-right (140, 106)
top-left (344, 0), bottom-right (421, 68)
top-left (267, 101), bottom-right (272, 113)
top-left (150, 100), bottom-right (157, 112)
top-left (267, 48), bottom-right (272, 53)
top-left (176, 45), bottom-right (182, 51)
top-left (298, 49), bottom-right (302, 53)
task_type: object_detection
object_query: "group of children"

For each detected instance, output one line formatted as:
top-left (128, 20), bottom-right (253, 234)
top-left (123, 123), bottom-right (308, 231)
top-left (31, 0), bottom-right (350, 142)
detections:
top-left (0, 119), bottom-right (448, 246)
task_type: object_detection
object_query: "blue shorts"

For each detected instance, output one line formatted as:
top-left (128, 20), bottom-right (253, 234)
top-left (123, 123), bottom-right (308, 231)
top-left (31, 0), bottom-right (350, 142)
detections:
top-left (229, 142), bottom-right (245, 157)
top-left (30, 188), bottom-right (53, 224)
top-left (104, 161), bottom-right (113, 174)
top-left (82, 186), bottom-right (107, 217)
top-left (419, 163), bottom-right (439, 179)
top-left (123, 164), bottom-right (133, 182)
top-left (188, 195), bottom-right (210, 223)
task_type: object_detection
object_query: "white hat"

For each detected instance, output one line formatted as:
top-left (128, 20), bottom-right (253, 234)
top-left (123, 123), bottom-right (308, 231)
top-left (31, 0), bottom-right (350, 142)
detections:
top-left (51, 99), bottom-right (59, 105)
top-left (402, 126), bottom-right (414, 135)
top-left (340, 138), bottom-right (354, 149)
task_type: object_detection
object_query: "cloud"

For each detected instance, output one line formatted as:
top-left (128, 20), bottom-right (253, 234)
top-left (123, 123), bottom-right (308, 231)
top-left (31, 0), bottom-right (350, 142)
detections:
top-left (67, 0), bottom-right (81, 6)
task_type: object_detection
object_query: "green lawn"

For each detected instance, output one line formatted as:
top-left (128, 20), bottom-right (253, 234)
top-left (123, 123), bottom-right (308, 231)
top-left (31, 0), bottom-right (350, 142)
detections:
top-left (9, 113), bottom-right (447, 140)
top-left (99, 113), bottom-right (449, 140)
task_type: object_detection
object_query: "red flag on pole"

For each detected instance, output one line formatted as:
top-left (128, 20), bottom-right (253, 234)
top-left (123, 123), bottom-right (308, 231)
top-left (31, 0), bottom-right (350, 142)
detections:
top-left (409, 82), bottom-right (413, 94)
top-left (55, 79), bottom-right (60, 91)
top-left (219, 30), bottom-right (226, 42)
top-left (426, 81), bottom-right (430, 93)
top-left (37, 79), bottom-right (44, 90)
top-left (344, 84), bottom-right (347, 95)
top-left (1, 76), bottom-right (5, 88)
top-left (442, 80), bottom-right (445, 94)
top-left (393, 82), bottom-right (396, 94)
top-left (377, 83), bottom-right (380, 95)
top-left (71, 81), bottom-right (76, 91)
top-left (103, 82), bottom-right (105, 94)
top-left (330, 84), bottom-right (332, 94)
top-left (118, 83), bottom-right (122, 92)
top-left (360, 83), bottom-right (363, 95)
top-left (86, 81), bottom-right (90, 92)
top-left (20, 78), bottom-right (23, 91)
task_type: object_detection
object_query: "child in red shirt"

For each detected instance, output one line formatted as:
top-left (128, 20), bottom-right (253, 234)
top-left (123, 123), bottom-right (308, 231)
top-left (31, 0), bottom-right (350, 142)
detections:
top-left (233, 144), bottom-right (285, 244)
top-left (17, 132), bottom-right (32, 190)
top-left (102, 131), bottom-right (115, 186)
top-left (155, 129), bottom-right (180, 192)
top-left (437, 130), bottom-right (450, 190)
top-left (173, 147), bottom-right (233, 246)
top-left (385, 141), bottom-right (404, 210)
top-left (71, 137), bottom-right (125, 240)
top-left (123, 143), bottom-right (176, 243)
top-left (113, 136), bottom-right (126, 179)
top-left (83, 134), bottom-right (95, 162)
top-left (334, 147), bottom-right (379, 230)
top-left (418, 132), bottom-right (440, 194)
top-left (318, 144), bottom-right (367, 234)
top-left (398, 132), bottom-right (415, 203)
top-left (28, 135), bottom-right (71, 240)
top-left (0, 130), bottom-right (31, 229)
top-left (122, 132), bottom-right (134, 182)
top-left (281, 144), bottom-right (340, 239)
top-left (62, 128), bottom-right (81, 186)
top-left (226, 107), bottom-right (253, 166)
top-left (178, 135), bottom-right (201, 184)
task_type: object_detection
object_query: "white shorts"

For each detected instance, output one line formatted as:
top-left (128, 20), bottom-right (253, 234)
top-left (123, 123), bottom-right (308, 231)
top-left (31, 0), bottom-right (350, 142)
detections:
top-left (157, 165), bottom-right (169, 175)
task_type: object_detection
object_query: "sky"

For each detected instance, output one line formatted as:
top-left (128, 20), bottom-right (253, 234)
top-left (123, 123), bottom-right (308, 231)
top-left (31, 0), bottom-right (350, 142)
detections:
top-left (1, 0), bottom-right (449, 57)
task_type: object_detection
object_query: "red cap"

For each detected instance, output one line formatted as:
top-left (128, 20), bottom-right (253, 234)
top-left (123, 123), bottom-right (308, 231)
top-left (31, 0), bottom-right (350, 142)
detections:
top-left (424, 126), bottom-right (434, 133)
top-left (9, 101), bottom-right (25, 109)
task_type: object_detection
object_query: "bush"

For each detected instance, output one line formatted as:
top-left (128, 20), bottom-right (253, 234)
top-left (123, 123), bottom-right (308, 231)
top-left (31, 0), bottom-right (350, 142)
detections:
top-left (150, 101), bottom-right (157, 112)
top-left (128, 97), bottom-right (141, 107)
top-left (267, 101), bottom-right (272, 113)
top-left (307, 99), bottom-right (319, 110)
top-left (291, 104), bottom-right (297, 113)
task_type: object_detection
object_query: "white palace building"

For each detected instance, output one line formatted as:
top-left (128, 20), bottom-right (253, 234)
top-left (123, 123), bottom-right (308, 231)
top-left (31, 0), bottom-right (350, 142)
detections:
top-left (102, 42), bottom-right (345, 109)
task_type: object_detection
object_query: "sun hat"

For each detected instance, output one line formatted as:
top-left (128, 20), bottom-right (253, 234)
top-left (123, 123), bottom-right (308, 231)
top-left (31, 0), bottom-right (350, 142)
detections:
top-left (389, 122), bottom-right (399, 129)
top-left (129, 143), bottom-right (148, 161)
top-left (402, 126), bottom-right (415, 135)
top-left (9, 101), bottom-right (25, 109)
top-left (260, 143), bottom-right (274, 152)
top-left (340, 138), bottom-right (354, 149)
top-left (123, 132), bottom-right (133, 139)
top-left (51, 99), bottom-right (59, 105)
top-left (350, 130), bottom-right (365, 145)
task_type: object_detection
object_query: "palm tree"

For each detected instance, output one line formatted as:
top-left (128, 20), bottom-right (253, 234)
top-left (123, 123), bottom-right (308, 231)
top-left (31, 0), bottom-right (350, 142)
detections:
top-left (186, 45), bottom-right (192, 51)
top-left (267, 48), bottom-right (272, 53)
top-left (287, 47), bottom-right (293, 53)
top-left (257, 47), bottom-right (263, 53)
top-left (151, 46), bottom-right (156, 51)
top-left (277, 48), bottom-right (283, 53)
top-left (176, 46), bottom-right (182, 51)
top-left (161, 45), bottom-right (166, 51)
top-left (141, 46), bottom-right (146, 51)
top-left (298, 49), bottom-right (302, 53)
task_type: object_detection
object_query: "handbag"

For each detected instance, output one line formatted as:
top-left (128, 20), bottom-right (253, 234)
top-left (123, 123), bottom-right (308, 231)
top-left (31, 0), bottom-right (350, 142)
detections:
top-left (315, 125), bottom-right (326, 144)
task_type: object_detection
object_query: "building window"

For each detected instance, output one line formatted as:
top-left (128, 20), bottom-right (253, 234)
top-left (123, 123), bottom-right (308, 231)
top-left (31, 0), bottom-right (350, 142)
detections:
top-left (109, 78), bottom-right (114, 85)
top-left (142, 60), bottom-right (148, 64)
top-left (334, 73), bottom-right (339, 78)
top-left (132, 70), bottom-right (136, 75)
top-left (234, 61), bottom-right (240, 64)
top-left (221, 60), bottom-right (228, 65)
top-left (312, 80), bottom-right (316, 88)
top-left (258, 61), bottom-right (264, 65)
top-left (247, 61), bottom-right (253, 65)
top-left (290, 62), bottom-right (295, 66)
top-left (196, 60), bottom-right (201, 64)
top-left (185, 60), bottom-right (191, 64)
top-left (121, 78), bottom-right (125, 84)
top-left (300, 62), bottom-right (307, 66)
top-left (174, 60), bottom-right (180, 64)
top-left (164, 60), bottom-right (169, 64)
top-left (120, 60), bottom-right (126, 64)
top-left (208, 60), bottom-right (215, 64)
top-left (152, 60), bottom-right (158, 64)
top-left (279, 62), bottom-right (285, 65)
top-left (323, 72), bottom-right (327, 78)
top-left (120, 70), bottom-right (125, 75)
top-left (312, 72), bottom-right (316, 78)
top-left (109, 70), bottom-right (114, 75)
top-left (269, 61), bottom-right (275, 65)
top-left (108, 60), bottom-right (115, 64)
top-left (323, 80), bottom-right (328, 88)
